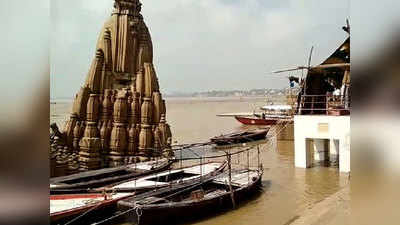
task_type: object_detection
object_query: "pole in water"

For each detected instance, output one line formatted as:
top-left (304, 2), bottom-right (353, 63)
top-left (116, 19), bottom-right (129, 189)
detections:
top-left (180, 149), bottom-right (183, 169)
top-left (247, 148), bottom-right (250, 184)
top-left (226, 151), bottom-right (236, 209)
top-left (257, 145), bottom-right (260, 175)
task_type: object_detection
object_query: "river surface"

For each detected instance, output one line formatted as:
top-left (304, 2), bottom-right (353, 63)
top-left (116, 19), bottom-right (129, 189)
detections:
top-left (50, 97), bottom-right (348, 225)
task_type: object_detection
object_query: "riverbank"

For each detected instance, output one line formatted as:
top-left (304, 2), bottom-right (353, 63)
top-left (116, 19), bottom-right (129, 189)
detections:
top-left (290, 181), bottom-right (350, 225)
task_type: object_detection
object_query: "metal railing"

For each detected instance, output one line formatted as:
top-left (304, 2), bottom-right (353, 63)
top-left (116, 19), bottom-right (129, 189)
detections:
top-left (297, 94), bottom-right (350, 115)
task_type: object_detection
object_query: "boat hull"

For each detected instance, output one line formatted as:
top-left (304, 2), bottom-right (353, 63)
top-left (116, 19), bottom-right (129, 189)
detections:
top-left (210, 129), bottom-right (269, 146)
top-left (119, 171), bottom-right (262, 225)
top-left (235, 116), bottom-right (278, 125)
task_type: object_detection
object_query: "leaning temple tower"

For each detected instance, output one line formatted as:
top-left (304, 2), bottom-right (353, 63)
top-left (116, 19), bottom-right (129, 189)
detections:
top-left (50, 0), bottom-right (172, 175)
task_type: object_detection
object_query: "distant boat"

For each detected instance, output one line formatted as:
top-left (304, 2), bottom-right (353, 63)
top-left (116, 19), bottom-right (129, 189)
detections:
top-left (210, 129), bottom-right (269, 146)
top-left (50, 158), bottom-right (174, 194)
top-left (50, 192), bottom-right (134, 224)
top-left (118, 169), bottom-right (262, 225)
top-left (93, 161), bottom-right (227, 193)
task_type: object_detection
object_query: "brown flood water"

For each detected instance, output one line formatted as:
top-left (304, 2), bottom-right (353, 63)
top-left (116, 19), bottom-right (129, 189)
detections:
top-left (50, 97), bottom-right (348, 225)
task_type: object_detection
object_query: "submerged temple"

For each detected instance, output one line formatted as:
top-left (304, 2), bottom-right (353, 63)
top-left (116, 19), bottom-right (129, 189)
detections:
top-left (50, 0), bottom-right (172, 176)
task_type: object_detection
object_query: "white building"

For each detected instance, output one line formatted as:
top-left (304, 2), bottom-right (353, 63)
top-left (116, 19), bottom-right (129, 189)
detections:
top-left (290, 25), bottom-right (350, 173)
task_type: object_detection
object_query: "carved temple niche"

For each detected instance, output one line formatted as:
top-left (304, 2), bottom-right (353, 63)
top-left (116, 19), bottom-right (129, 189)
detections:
top-left (141, 97), bottom-right (153, 125)
top-left (101, 89), bottom-right (113, 122)
top-left (109, 122), bottom-right (127, 156)
top-left (139, 124), bottom-right (153, 156)
top-left (127, 124), bottom-right (138, 155)
top-left (79, 121), bottom-right (101, 171)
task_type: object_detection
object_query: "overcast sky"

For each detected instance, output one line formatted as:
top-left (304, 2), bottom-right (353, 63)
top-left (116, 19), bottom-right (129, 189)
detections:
top-left (50, 0), bottom-right (350, 99)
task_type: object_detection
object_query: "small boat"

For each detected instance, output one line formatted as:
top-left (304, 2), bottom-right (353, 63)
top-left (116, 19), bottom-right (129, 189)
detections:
top-left (210, 129), bottom-right (269, 146)
top-left (118, 169), bottom-right (262, 225)
top-left (50, 158), bottom-right (174, 194)
top-left (50, 192), bottom-right (134, 224)
top-left (232, 105), bottom-right (293, 125)
top-left (94, 161), bottom-right (227, 193)
top-left (234, 115), bottom-right (280, 125)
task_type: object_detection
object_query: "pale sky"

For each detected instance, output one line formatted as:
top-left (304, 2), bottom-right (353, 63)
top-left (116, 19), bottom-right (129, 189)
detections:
top-left (50, 0), bottom-right (350, 99)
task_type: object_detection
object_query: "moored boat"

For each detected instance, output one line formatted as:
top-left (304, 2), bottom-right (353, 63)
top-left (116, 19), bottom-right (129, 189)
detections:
top-left (210, 129), bottom-right (269, 146)
top-left (50, 192), bottom-right (134, 224)
top-left (93, 161), bottom-right (227, 193)
top-left (234, 115), bottom-right (280, 125)
top-left (50, 158), bottom-right (174, 194)
top-left (118, 169), bottom-right (262, 225)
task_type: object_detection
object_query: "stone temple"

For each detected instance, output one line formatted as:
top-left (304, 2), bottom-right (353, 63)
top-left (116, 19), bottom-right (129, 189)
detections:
top-left (50, 0), bottom-right (172, 176)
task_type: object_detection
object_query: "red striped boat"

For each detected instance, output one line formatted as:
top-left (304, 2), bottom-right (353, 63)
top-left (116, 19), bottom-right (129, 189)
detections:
top-left (50, 192), bottom-right (134, 224)
top-left (234, 116), bottom-right (279, 125)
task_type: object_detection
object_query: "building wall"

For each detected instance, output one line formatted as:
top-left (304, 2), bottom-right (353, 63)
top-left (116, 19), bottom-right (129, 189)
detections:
top-left (294, 115), bottom-right (350, 172)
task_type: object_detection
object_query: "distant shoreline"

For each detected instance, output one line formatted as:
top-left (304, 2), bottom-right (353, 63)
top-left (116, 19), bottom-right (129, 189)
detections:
top-left (50, 95), bottom-right (288, 104)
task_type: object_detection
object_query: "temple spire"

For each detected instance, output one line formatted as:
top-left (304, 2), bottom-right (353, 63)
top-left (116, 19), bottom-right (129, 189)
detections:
top-left (113, 0), bottom-right (142, 15)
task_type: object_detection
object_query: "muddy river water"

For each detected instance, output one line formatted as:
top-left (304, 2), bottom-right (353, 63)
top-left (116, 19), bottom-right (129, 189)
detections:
top-left (51, 97), bottom-right (348, 225)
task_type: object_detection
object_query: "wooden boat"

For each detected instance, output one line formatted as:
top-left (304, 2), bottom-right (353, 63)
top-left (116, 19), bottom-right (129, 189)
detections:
top-left (50, 192), bottom-right (134, 224)
top-left (93, 161), bottom-right (227, 193)
top-left (210, 129), bottom-right (269, 146)
top-left (118, 169), bottom-right (263, 225)
top-left (50, 158), bottom-right (174, 194)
